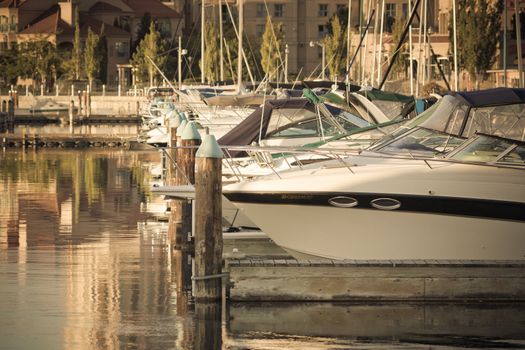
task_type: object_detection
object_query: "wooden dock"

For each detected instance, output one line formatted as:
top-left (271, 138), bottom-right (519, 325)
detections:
top-left (0, 133), bottom-right (140, 149)
top-left (225, 258), bottom-right (525, 302)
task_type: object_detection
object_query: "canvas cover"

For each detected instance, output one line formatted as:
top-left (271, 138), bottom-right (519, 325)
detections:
top-left (218, 98), bottom-right (313, 154)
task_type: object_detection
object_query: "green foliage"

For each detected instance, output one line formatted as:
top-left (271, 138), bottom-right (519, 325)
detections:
top-left (133, 12), bottom-right (152, 54)
top-left (200, 24), bottom-right (220, 83)
top-left (131, 22), bottom-right (167, 86)
top-left (390, 16), bottom-right (407, 78)
top-left (0, 47), bottom-right (20, 86)
top-left (324, 14), bottom-right (346, 80)
top-left (450, 0), bottom-right (502, 86)
top-left (97, 24), bottom-right (108, 84)
top-left (260, 16), bottom-right (284, 82)
top-left (84, 27), bottom-right (100, 88)
top-left (71, 8), bottom-right (82, 80)
top-left (17, 41), bottom-right (60, 89)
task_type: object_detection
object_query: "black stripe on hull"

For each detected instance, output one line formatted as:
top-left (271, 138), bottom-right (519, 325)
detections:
top-left (223, 192), bottom-right (525, 222)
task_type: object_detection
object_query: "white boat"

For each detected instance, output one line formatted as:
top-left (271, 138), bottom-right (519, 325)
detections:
top-left (223, 133), bottom-right (525, 260)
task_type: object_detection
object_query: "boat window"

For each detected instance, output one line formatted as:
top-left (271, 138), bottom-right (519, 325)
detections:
top-left (445, 103), bottom-right (468, 135)
top-left (449, 135), bottom-right (525, 165)
top-left (266, 117), bottom-right (342, 139)
top-left (376, 127), bottom-right (465, 156)
top-left (462, 104), bottom-right (525, 141)
top-left (266, 108), bottom-right (317, 135)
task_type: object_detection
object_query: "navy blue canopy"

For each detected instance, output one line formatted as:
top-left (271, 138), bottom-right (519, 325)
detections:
top-left (452, 88), bottom-right (525, 107)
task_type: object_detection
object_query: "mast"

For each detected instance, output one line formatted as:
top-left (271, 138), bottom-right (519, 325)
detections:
top-left (377, 0), bottom-right (385, 86)
top-left (237, 0), bottom-right (244, 93)
top-left (408, 0), bottom-right (414, 95)
top-left (201, 0), bottom-right (205, 83)
top-left (515, 0), bottom-right (523, 88)
top-left (219, 0), bottom-right (224, 81)
top-left (346, 0), bottom-right (352, 82)
top-left (452, 0), bottom-right (458, 90)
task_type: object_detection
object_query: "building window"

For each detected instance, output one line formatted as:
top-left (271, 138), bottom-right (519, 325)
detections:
top-left (0, 16), bottom-right (7, 32)
top-left (115, 41), bottom-right (129, 58)
top-left (256, 24), bottom-right (265, 36)
top-left (274, 4), bottom-right (284, 17)
top-left (318, 24), bottom-right (329, 38)
top-left (336, 4), bottom-right (347, 14)
top-left (256, 3), bottom-right (265, 17)
top-left (318, 4), bottom-right (328, 17)
top-left (157, 19), bottom-right (171, 36)
top-left (402, 3), bottom-right (408, 19)
top-left (385, 3), bottom-right (396, 20)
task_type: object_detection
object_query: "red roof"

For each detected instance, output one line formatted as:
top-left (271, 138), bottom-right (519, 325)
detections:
top-left (124, 0), bottom-right (181, 18)
top-left (19, 5), bottom-right (130, 39)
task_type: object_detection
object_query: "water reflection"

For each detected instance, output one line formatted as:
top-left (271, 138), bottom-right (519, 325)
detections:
top-left (1, 149), bottom-right (524, 350)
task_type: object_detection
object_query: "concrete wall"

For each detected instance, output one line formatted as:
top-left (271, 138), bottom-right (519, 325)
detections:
top-left (4, 95), bottom-right (144, 116)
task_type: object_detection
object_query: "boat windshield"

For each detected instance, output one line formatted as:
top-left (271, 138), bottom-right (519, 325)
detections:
top-left (461, 104), bottom-right (525, 141)
top-left (447, 134), bottom-right (525, 166)
top-left (374, 127), bottom-right (465, 157)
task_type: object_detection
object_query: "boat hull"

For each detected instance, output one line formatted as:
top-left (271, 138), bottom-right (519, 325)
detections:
top-left (231, 201), bottom-right (525, 260)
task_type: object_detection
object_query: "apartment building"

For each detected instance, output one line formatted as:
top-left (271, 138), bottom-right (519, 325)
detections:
top-left (0, 0), bottom-right (182, 86)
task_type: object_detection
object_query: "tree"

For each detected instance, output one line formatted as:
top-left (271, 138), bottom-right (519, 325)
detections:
top-left (131, 22), bottom-right (167, 86)
top-left (133, 12), bottom-right (152, 54)
top-left (84, 27), bottom-right (100, 88)
top-left (72, 8), bottom-right (82, 80)
top-left (324, 14), bottom-right (346, 80)
top-left (260, 16), bottom-right (285, 82)
top-left (389, 16), bottom-right (407, 79)
top-left (18, 41), bottom-right (59, 90)
top-left (0, 47), bottom-right (19, 87)
top-left (96, 24), bottom-right (108, 84)
top-left (450, 0), bottom-right (502, 88)
top-left (201, 24), bottom-right (220, 83)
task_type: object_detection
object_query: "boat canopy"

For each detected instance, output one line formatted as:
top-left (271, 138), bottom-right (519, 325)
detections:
top-left (395, 88), bottom-right (525, 142)
top-left (218, 98), bottom-right (314, 148)
top-left (204, 93), bottom-right (276, 107)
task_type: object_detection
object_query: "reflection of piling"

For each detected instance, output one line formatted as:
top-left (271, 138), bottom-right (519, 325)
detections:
top-left (194, 134), bottom-right (224, 302)
top-left (8, 98), bottom-right (14, 126)
top-left (195, 302), bottom-right (222, 350)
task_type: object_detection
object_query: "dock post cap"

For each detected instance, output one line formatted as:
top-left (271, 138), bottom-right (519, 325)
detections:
top-left (196, 135), bottom-right (223, 158)
top-left (169, 112), bottom-right (184, 128)
top-left (176, 120), bottom-right (188, 137)
top-left (181, 121), bottom-right (202, 141)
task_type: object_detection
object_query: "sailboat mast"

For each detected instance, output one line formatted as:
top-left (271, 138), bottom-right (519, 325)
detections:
top-left (452, 0), bottom-right (458, 90)
top-left (219, 0), bottom-right (224, 81)
top-left (201, 0), bottom-right (206, 83)
top-left (237, 0), bottom-right (244, 93)
top-left (408, 0), bottom-right (414, 95)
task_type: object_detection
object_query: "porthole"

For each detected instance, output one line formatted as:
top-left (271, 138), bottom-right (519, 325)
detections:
top-left (328, 196), bottom-right (359, 208)
top-left (370, 198), bottom-right (401, 210)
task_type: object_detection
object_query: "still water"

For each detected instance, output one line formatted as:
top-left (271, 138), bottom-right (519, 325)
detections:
top-left (1, 149), bottom-right (524, 350)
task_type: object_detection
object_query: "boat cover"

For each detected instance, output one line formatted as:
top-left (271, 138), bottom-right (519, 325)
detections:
top-left (452, 88), bottom-right (525, 107)
top-left (204, 94), bottom-right (276, 107)
top-left (218, 98), bottom-right (313, 154)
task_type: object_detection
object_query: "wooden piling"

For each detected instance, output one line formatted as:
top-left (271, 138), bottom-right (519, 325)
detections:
top-left (8, 98), bottom-right (14, 124)
top-left (78, 91), bottom-right (82, 115)
top-left (178, 122), bottom-right (201, 248)
top-left (167, 113), bottom-right (184, 246)
top-left (69, 100), bottom-right (75, 134)
top-left (169, 119), bottom-right (188, 248)
top-left (86, 90), bottom-right (91, 117)
top-left (194, 134), bottom-right (224, 302)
